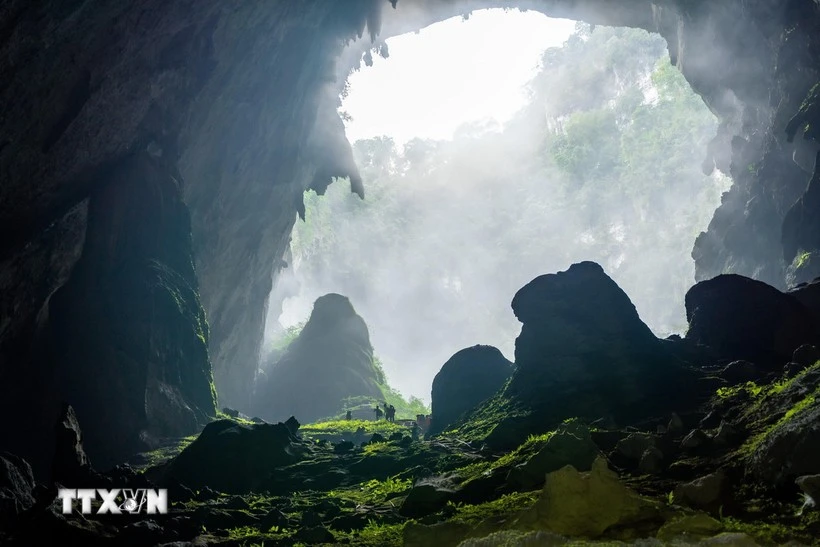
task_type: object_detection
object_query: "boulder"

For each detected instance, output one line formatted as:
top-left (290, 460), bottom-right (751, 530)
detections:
top-left (161, 419), bottom-right (307, 493)
top-left (749, 401), bottom-right (820, 486)
top-left (0, 453), bottom-right (36, 531)
top-left (638, 446), bottom-right (664, 474)
top-left (681, 429), bottom-right (710, 450)
top-left (527, 456), bottom-right (661, 538)
top-left (656, 514), bottom-right (723, 542)
top-left (720, 361), bottom-right (760, 385)
top-left (673, 470), bottom-right (726, 509)
top-left (506, 261), bottom-right (700, 429)
top-left (252, 293), bottom-right (384, 424)
top-left (506, 421), bottom-right (601, 490)
top-left (615, 433), bottom-right (658, 461)
top-left (429, 345), bottom-right (513, 436)
top-left (400, 483), bottom-right (456, 518)
top-left (685, 274), bottom-right (818, 368)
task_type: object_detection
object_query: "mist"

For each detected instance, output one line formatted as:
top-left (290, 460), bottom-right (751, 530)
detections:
top-left (262, 14), bottom-right (731, 404)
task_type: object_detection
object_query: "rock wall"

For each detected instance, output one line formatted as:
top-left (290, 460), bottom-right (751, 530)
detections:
top-left (1, 0), bottom-right (819, 477)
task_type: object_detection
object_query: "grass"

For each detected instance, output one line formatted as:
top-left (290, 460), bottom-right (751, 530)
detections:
top-left (443, 381), bottom-right (528, 443)
top-left (338, 520), bottom-right (407, 547)
top-left (132, 434), bottom-right (198, 470)
top-left (447, 491), bottom-right (541, 527)
top-left (300, 419), bottom-right (408, 440)
top-left (329, 475), bottom-right (413, 507)
top-left (729, 361), bottom-right (820, 457)
top-left (722, 513), bottom-right (820, 546)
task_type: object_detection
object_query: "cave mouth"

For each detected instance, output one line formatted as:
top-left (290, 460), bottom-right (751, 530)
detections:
top-left (260, 9), bottom-right (732, 405)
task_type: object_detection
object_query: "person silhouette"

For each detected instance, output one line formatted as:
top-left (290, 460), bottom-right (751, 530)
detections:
top-left (374, 406), bottom-right (383, 420)
top-left (345, 410), bottom-right (352, 421)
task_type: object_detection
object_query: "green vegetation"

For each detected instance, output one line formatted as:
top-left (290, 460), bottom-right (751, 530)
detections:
top-left (329, 475), bottom-right (412, 507)
top-left (795, 250), bottom-right (812, 269)
top-left (725, 361), bottom-right (820, 457)
top-left (300, 419), bottom-right (407, 440)
top-left (447, 491), bottom-right (540, 527)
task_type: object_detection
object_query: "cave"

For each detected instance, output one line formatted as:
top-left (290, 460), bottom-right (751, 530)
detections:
top-left (1, 0), bottom-right (820, 545)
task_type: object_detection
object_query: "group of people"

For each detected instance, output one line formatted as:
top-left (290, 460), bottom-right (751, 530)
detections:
top-left (374, 402), bottom-right (396, 422)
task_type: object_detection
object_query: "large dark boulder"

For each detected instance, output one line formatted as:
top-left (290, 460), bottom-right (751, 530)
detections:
top-left (252, 293), bottom-right (383, 424)
top-left (429, 345), bottom-right (513, 436)
top-left (160, 419), bottom-right (308, 494)
top-left (505, 261), bottom-right (699, 427)
top-left (684, 274), bottom-right (818, 368)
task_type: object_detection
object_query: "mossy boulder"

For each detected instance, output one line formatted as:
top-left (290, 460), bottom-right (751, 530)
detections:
top-left (159, 419), bottom-right (307, 494)
top-left (430, 345), bottom-right (513, 436)
top-left (506, 421), bottom-right (601, 491)
top-left (685, 273), bottom-right (818, 368)
top-left (749, 400), bottom-right (820, 487)
top-left (524, 456), bottom-right (662, 538)
top-left (252, 293), bottom-right (383, 424)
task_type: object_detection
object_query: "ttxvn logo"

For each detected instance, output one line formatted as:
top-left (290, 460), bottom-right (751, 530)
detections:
top-left (57, 488), bottom-right (168, 515)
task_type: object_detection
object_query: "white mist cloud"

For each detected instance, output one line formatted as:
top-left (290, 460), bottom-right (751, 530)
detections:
top-left (341, 9), bottom-right (576, 146)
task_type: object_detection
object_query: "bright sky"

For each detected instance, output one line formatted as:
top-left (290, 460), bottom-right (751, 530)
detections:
top-left (341, 9), bottom-right (577, 147)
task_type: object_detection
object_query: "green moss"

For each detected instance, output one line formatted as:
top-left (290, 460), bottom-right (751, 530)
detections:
top-left (447, 491), bottom-right (541, 527)
top-left (329, 475), bottom-right (412, 507)
top-left (214, 411), bottom-right (256, 426)
top-left (300, 419), bottom-right (406, 440)
top-left (722, 514), bottom-right (820, 546)
top-left (338, 520), bottom-right (407, 547)
top-left (795, 251), bottom-right (812, 269)
top-left (362, 441), bottom-right (400, 457)
top-left (736, 366), bottom-right (820, 457)
top-left (134, 434), bottom-right (198, 470)
top-left (443, 383), bottom-right (527, 443)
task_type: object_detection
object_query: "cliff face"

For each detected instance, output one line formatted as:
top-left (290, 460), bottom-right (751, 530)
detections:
top-left (0, 0), bottom-right (818, 477)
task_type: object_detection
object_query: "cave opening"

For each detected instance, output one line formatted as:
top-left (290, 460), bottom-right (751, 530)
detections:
top-left (258, 9), bottom-right (732, 410)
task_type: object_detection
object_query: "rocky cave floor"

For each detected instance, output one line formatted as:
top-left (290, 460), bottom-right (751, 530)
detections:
top-left (3, 354), bottom-right (820, 547)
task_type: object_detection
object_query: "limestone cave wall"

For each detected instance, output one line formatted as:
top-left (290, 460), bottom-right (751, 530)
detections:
top-left (0, 0), bottom-right (818, 478)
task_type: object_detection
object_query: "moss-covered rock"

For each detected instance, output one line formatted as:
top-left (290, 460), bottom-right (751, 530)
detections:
top-left (523, 457), bottom-right (662, 538)
top-left (157, 419), bottom-right (308, 494)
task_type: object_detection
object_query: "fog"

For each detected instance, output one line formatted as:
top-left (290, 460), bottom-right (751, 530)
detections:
top-left (263, 11), bottom-right (731, 404)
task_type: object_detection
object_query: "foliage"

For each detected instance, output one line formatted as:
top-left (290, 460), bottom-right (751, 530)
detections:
top-left (446, 491), bottom-right (540, 526)
top-left (300, 418), bottom-right (406, 439)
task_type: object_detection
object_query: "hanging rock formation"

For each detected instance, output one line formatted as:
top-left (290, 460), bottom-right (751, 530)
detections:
top-left (252, 293), bottom-right (383, 424)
